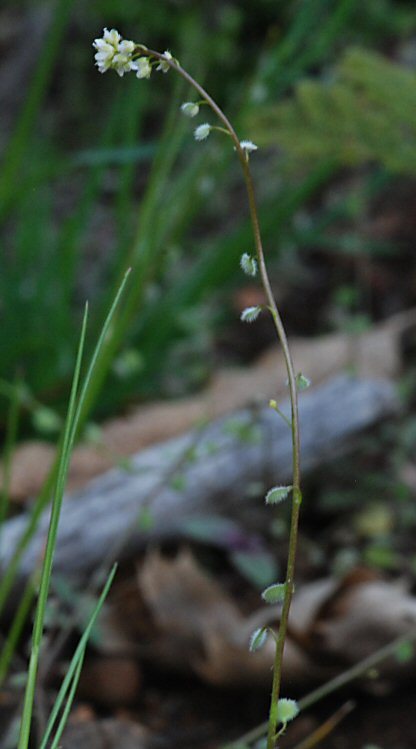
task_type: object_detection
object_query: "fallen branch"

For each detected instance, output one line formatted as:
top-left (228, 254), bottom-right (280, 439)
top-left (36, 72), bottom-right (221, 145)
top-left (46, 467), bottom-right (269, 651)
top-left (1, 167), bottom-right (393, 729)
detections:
top-left (3, 307), bottom-right (414, 503)
top-left (0, 376), bottom-right (397, 580)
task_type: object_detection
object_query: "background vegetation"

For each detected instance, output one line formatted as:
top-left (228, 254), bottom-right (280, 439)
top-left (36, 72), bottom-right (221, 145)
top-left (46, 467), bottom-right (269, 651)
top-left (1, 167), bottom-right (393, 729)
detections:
top-left (2, 0), bottom-right (416, 438)
top-left (2, 2), bottom-right (416, 745)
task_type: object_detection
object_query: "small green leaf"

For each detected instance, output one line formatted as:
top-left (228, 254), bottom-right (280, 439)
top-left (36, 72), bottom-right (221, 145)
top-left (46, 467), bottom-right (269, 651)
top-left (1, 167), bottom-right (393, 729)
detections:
top-left (249, 627), bottom-right (268, 652)
top-left (296, 373), bottom-right (311, 391)
top-left (265, 486), bottom-right (292, 505)
top-left (261, 582), bottom-right (286, 604)
top-left (277, 698), bottom-right (299, 724)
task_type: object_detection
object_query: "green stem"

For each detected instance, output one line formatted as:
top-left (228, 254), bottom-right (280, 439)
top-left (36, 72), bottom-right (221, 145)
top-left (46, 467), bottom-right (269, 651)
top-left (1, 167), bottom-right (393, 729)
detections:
top-left (225, 627), bottom-right (416, 748)
top-left (145, 49), bottom-right (302, 747)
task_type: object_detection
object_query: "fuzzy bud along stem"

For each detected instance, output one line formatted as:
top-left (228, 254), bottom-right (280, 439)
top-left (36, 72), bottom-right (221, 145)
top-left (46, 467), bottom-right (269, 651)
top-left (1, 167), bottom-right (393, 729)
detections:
top-left (142, 46), bottom-right (302, 749)
top-left (99, 41), bottom-right (303, 749)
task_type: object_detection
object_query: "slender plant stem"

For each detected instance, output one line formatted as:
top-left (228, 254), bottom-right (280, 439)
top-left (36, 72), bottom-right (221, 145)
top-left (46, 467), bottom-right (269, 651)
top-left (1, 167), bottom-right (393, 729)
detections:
top-left (225, 626), bottom-right (416, 748)
top-left (144, 49), bottom-right (302, 747)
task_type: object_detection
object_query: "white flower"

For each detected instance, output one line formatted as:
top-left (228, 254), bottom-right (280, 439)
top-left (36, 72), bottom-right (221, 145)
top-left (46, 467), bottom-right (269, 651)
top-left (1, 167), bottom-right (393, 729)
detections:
top-left (157, 50), bottom-right (173, 73)
top-left (93, 28), bottom-right (136, 76)
top-left (240, 306), bottom-right (262, 323)
top-left (102, 28), bottom-right (121, 46)
top-left (134, 57), bottom-right (152, 79)
top-left (181, 101), bottom-right (200, 118)
top-left (194, 123), bottom-right (211, 141)
top-left (240, 253), bottom-right (257, 277)
top-left (240, 140), bottom-right (258, 154)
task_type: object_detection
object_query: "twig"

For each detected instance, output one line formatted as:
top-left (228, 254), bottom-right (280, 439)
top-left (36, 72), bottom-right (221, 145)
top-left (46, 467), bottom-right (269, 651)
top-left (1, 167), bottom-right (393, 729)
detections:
top-left (291, 700), bottom-right (355, 749)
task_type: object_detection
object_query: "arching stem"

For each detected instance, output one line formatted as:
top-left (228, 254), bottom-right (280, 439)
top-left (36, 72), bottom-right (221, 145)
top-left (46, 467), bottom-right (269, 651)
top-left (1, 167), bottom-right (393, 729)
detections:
top-left (145, 49), bottom-right (302, 748)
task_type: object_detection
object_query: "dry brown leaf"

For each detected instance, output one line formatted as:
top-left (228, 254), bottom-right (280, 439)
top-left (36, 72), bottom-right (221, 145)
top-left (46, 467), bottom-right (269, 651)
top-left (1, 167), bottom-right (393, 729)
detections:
top-left (136, 550), bottom-right (416, 689)
top-left (3, 308), bottom-right (415, 502)
top-left (137, 550), bottom-right (326, 687)
top-left (307, 571), bottom-right (416, 669)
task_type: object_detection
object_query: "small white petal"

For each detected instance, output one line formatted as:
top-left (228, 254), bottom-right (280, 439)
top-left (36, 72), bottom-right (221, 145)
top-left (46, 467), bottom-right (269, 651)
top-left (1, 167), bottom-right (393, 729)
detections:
top-left (95, 50), bottom-right (111, 61)
top-left (240, 140), bottom-right (258, 153)
top-left (240, 253), bottom-right (257, 277)
top-left (134, 57), bottom-right (152, 79)
top-left (240, 306), bottom-right (262, 323)
top-left (93, 40), bottom-right (112, 53)
top-left (194, 123), bottom-right (211, 141)
top-left (104, 28), bottom-right (121, 45)
top-left (157, 50), bottom-right (174, 73)
top-left (119, 39), bottom-right (135, 54)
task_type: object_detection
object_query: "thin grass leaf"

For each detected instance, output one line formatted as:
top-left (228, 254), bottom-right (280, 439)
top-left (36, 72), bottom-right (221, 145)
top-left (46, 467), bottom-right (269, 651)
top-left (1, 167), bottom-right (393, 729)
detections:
top-left (0, 272), bottom-right (130, 620)
top-left (49, 654), bottom-right (84, 749)
top-left (17, 305), bottom-right (88, 749)
top-left (17, 269), bottom-right (129, 747)
top-left (39, 565), bottom-right (117, 749)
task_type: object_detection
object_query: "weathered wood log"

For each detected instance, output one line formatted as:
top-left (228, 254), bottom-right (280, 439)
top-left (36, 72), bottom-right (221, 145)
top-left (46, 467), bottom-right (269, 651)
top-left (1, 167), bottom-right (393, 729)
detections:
top-left (0, 376), bottom-right (397, 579)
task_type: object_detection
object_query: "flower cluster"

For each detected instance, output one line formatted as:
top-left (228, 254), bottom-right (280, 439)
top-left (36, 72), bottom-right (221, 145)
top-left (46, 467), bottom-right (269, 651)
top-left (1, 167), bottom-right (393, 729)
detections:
top-left (92, 31), bottom-right (259, 159)
top-left (93, 28), bottom-right (175, 80)
top-left (93, 28), bottom-right (137, 77)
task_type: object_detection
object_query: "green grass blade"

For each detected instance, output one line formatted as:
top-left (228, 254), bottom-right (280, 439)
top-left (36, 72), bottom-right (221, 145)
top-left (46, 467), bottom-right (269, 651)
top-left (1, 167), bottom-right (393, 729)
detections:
top-left (49, 655), bottom-right (85, 749)
top-left (74, 269), bottom-right (131, 431)
top-left (0, 271), bottom-right (130, 620)
top-left (17, 304), bottom-right (89, 749)
top-left (16, 269), bottom-right (128, 747)
top-left (39, 565), bottom-right (117, 749)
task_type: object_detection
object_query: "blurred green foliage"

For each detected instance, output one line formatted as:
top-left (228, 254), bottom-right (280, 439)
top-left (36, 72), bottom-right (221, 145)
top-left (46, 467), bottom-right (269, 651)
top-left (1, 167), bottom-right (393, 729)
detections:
top-left (250, 48), bottom-right (416, 174)
top-left (1, 0), bottom-right (416, 434)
